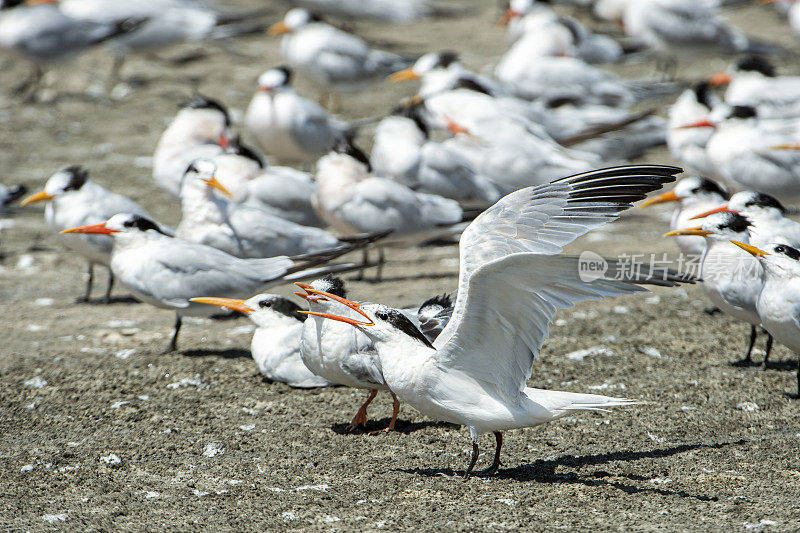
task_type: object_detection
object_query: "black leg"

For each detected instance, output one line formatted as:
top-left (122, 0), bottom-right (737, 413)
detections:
top-left (104, 270), bottom-right (115, 304)
top-left (354, 248), bottom-right (368, 281)
top-left (482, 432), bottom-right (503, 476)
top-left (762, 333), bottom-right (773, 369)
top-left (463, 441), bottom-right (479, 481)
top-left (162, 313), bottom-right (182, 353)
top-left (79, 263), bottom-right (94, 303)
top-left (375, 246), bottom-right (386, 281)
top-left (796, 356), bottom-right (799, 398)
top-left (734, 325), bottom-right (758, 366)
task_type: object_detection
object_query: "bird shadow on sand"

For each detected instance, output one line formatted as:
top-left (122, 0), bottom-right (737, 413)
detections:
top-left (181, 348), bottom-right (251, 359)
top-left (400, 440), bottom-right (744, 501)
top-left (762, 358), bottom-right (799, 372)
top-left (83, 296), bottom-right (139, 305)
top-left (330, 418), bottom-right (459, 436)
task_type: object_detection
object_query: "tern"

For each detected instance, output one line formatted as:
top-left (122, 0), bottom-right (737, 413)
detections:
top-left (691, 191), bottom-right (800, 249)
top-left (269, 9), bottom-right (409, 101)
top-left (666, 212), bottom-right (772, 366)
top-left (389, 51), bottom-right (509, 99)
top-left (61, 213), bottom-right (361, 353)
top-left (244, 66), bottom-right (351, 164)
top-left (303, 164), bottom-right (694, 479)
top-left (277, 0), bottom-right (440, 24)
top-left (21, 166), bottom-right (154, 303)
top-left (732, 240), bottom-right (800, 395)
top-left (710, 56), bottom-right (800, 118)
top-left (153, 95), bottom-right (231, 197)
top-left (190, 294), bottom-right (333, 388)
top-left (370, 105), bottom-right (500, 203)
top-left (667, 82), bottom-right (724, 176)
top-left (0, 183), bottom-right (26, 213)
top-left (640, 175), bottom-right (729, 257)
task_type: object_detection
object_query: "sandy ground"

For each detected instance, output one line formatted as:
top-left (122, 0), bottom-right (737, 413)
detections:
top-left (2, 1), bottom-right (800, 530)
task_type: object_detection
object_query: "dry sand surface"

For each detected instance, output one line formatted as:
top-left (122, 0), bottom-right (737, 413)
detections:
top-left (1, 0), bottom-right (800, 530)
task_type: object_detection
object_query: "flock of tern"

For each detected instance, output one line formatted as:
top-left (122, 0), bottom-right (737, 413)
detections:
top-left (4, 0), bottom-right (800, 479)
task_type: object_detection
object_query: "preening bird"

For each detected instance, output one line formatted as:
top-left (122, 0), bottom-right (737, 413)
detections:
top-left (302, 165), bottom-right (695, 479)
top-left (21, 166), bottom-right (153, 303)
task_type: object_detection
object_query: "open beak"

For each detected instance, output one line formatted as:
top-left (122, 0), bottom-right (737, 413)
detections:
top-left (389, 68), bottom-right (421, 83)
top-left (677, 119), bottom-right (716, 129)
top-left (445, 116), bottom-right (469, 136)
top-left (664, 226), bottom-right (713, 237)
top-left (204, 176), bottom-right (233, 198)
top-left (730, 240), bottom-right (769, 257)
top-left (689, 205), bottom-right (738, 220)
top-left (268, 21), bottom-right (291, 36)
top-left (770, 143), bottom-right (800, 150)
top-left (640, 190), bottom-right (679, 208)
top-left (189, 297), bottom-right (253, 314)
top-left (499, 8), bottom-right (520, 27)
top-left (298, 288), bottom-right (374, 326)
top-left (61, 223), bottom-right (118, 235)
top-left (20, 190), bottom-right (54, 206)
top-left (708, 71), bottom-right (732, 87)
top-left (293, 282), bottom-right (321, 303)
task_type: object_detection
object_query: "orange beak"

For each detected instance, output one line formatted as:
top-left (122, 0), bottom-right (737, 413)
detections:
top-left (445, 116), bottom-right (469, 136)
top-left (708, 71), bottom-right (732, 87)
top-left (298, 288), bottom-right (374, 326)
top-left (61, 223), bottom-right (118, 235)
top-left (664, 226), bottom-right (713, 237)
top-left (689, 205), bottom-right (738, 220)
top-left (640, 190), bottom-right (679, 208)
top-left (268, 21), bottom-right (291, 36)
top-left (293, 282), bottom-right (321, 303)
top-left (204, 176), bottom-right (233, 198)
top-left (770, 143), bottom-right (800, 150)
top-left (189, 297), bottom-right (254, 314)
top-left (499, 8), bottom-right (520, 27)
top-left (20, 190), bottom-right (54, 206)
top-left (218, 133), bottom-right (230, 149)
top-left (389, 68), bottom-right (421, 83)
top-left (677, 119), bottom-right (716, 129)
top-left (730, 240), bottom-right (769, 257)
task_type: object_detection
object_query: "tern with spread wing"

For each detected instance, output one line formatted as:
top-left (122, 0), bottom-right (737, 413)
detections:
top-left (303, 165), bottom-right (695, 479)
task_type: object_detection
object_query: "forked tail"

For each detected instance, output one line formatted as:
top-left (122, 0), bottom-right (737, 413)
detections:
top-left (524, 387), bottom-right (641, 420)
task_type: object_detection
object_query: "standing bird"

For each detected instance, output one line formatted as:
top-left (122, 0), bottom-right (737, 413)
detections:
top-left (153, 95), bottom-right (231, 197)
top-left (190, 293), bottom-right (333, 388)
top-left (302, 165), bottom-right (693, 479)
top-left (640, 175), bottom-right (729, 257)
top-left (666, 212), bottom-right (771, 366)
top-left (732, 240), bottom-right (800, 396)
top-left (709, 56), bottom-right (800, 118)
top-left (268, 9), bottom-right (409, 104)
top-left (244, 66), bottom-right (350, 163)
top-left (20, 166), bottom-right (152, 303)
top-left (176, 159), bottom-right (377, 259)
top-left (61, 213), bottom-right (360, 353)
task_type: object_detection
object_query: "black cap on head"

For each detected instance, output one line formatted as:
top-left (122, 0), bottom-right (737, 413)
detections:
top-left (374, 307), bottom-right (435, 349)
top-left (321, 274), bottom-right (346, 298)
top-left (774, 244), bottom-right (800, 261)
top-left (333, 138), bottom-right (372, 171)
top-left (692, 81), bottom-right (714, 109)
top-left (719, 212), bottom-right (751, 234)
top-left (275, 65), bottom-right (293, 84)
top-left (62, 166), bottom-right (88, 192)
top-left (729, 105), bottom-right (757, 120)
top-left (744, 192), bottom-right (786, 214)
top-left (229, 136), bottom-right (265, 168)
top-left (258, 296), bottom-right (305, 321)
top-left (391, 101), bottom-right (429, 138)
top-left (418, 293), bottom-right (453, 314)
top-left (693, 177), bottom-right (730, 200)
top-left (437, 51), bottom-right (459, 68)
top-left (736, 55), bottom-right (776, 77)
top-left (183, 95), bottom-right (231, 126)
top-left (452, 77), bottom-right (492, 96)
top-left (122, 214), bottom-right (168, 236)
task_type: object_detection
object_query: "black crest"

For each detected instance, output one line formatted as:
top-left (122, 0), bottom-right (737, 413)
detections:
top-left (719, 212), bottom-right (751, 234)
top-left (392, 101), bottom-right (429, 138)
top-left (774, 244), bottom-right (800, 261)
top-left (62, 166), bottom-right (88, 192)
top-left (123, 214), bottom-right (169, 236)
top-left (374, 307), bottom-right (435, 349)
top-left (418, 293), bottom-right (453, 314)
top-left (259, 296), bottom-right (305, 321)
top-left (333, 138), bottom-right (372, 172)
top-left (692, 81), bottom-right (714, 110)
top-left (275, 65), bottom-right (293, 84)
top-left (321, 275), bottom-right (346, 298)
top-left (693, 177), bottom-right (730, 200)
top-left (437, 51), bottom-right (459, 68)
top-left (229, 137), bottom-right (265, 168)
top-left (452, 77), bottom-right (492, 96)
top-left (729, 106), bottom-right (757, 120)
top-left (183, 95), bottom-right (231, 126)
top-left (744, 192), bottom-right (786, 214)
top-left (736, 55), bottom-right (776, 77)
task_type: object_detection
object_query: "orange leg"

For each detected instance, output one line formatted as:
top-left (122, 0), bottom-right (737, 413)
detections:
top-left (370, 392), bottom-right (400, 435)
top-left (347, 389), bottom-right (377, 431)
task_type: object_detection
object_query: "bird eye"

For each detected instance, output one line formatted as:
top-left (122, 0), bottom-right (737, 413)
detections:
top-left (259, 300), bottom-right (271, 308)
top-left (775, 245), bottom-right (786, 254)
top-left (376, 310), bottom-right (387, 320)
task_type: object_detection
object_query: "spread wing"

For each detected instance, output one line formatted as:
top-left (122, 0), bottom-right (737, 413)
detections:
top-left (433, 165), bottom-right (685, 403)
